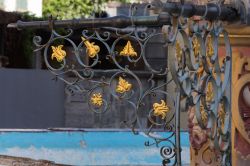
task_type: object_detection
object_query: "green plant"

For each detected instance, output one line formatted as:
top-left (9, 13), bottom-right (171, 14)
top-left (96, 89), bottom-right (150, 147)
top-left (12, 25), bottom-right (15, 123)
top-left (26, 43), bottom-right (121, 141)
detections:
top-left (19, 12), bottom-right (45, 68)
top-left (43, 0), bottom-right (130, 20)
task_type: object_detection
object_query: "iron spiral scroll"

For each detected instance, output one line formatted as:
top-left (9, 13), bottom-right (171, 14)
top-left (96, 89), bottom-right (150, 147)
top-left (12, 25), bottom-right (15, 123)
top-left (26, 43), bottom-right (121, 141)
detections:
top-left (29, 1), bottom-right (232, 165)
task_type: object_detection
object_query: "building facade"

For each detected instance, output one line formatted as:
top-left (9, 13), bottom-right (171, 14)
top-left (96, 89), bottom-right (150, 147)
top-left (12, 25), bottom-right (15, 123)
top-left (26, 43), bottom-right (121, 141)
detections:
top-left (0, 0), bottom-right (42, 17)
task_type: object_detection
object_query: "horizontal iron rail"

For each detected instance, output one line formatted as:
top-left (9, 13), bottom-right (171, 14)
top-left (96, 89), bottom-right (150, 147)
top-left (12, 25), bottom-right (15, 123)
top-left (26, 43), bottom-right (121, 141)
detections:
top-left (8, 15), bottom-right (171, 30)
top-left (7, 2), bottom-right (239, 30)
top-left (66, 69), bottom-right (169, 78)
top-left (159, 2), bottom-right (238, 21)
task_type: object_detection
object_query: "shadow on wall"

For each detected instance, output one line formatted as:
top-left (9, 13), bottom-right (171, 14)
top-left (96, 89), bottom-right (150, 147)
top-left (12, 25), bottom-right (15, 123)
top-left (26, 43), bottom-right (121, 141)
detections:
top-left (0, 68), bottom-right (65, 128)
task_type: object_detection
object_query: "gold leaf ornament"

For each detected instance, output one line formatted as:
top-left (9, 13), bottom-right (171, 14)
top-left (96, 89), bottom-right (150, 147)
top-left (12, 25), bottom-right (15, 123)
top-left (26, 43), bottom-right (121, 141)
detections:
top-left (197, 37), bottom-right (216, 78)
top-left (192, 37), bottom-right (204, 78)
top-left (153, 100), bottom-right (170, 119)
top-left (207, 37), bottom-right (214, 58)
top-left (192, 37), bottom-right (200, 57)
top-left (197, 65), bottom-right (204, 78)
top-left (200, 104), bottom-right (208, 124)
top-left (51, 45), bottom-right (66, 62)
top-left (116, 77), bottom-right (132, 94)
top-left (90, 93), bottom-right (103, 107)
top-left (206, 82), bottom-right (214, 103)
top-left (81, 37), bottom-right (100, 58)
top-left (176, 41), bottom-right (183, 63)
top-left (120, 41), bottom-right (137, 57)
top-left (218, 103), bottom-right (226, 126)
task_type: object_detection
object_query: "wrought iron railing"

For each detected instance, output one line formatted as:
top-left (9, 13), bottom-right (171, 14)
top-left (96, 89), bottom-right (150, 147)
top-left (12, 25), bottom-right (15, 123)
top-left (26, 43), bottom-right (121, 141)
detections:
top-left (8, 1), bottom-right (241, 165)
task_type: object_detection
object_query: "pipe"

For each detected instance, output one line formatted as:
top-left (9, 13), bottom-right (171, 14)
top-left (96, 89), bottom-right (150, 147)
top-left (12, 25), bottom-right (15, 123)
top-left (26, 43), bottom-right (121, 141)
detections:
top-left (7, 14), bottom-right (171, 30)
top-left (159, 2), bottom-right (238, 22)
top-left (7, 2), bottom-right (239, 30)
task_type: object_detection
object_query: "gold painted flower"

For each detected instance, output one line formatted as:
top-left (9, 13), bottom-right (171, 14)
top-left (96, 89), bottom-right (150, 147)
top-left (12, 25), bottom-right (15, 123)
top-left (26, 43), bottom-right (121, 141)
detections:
top-left (51, 45), bottom-right (66, 62)
top-left (90, 93), bottom-right (103, 107)
top-left (120, 41), bottom-right (137, 57)
top-left (153, 100), bottom-right (170, 119)
top-left (116, 77), bottom-right (132, 94)
top-left (81, 37), bottom-right (100, 58)
top-left (200, 104), bottom-right (208, 124)
top-left (206, 82), bottom-right (214, 103)
top-left (218, 103), bottom-right (226, 126)
top-left (176, 41), bottom-right (183, 63)
top-left (197, 65), bottom-right (204, 78)
top-left (192, 37), bottom-right (200, 57)
top-left (192, 37), bottom-right (204, 77)
top-left (206, 37), bottom-right (214, 57)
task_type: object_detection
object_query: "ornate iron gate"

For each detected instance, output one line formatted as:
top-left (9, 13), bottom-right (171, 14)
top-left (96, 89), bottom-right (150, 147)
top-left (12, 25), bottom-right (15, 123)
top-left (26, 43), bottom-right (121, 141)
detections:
top-left (8, 1), bottom-right (242, 165)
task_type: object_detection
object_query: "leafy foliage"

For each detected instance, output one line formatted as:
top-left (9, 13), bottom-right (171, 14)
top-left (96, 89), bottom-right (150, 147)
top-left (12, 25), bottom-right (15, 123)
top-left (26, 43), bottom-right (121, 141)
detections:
top-left (19, 12), bottom-right (43, 68)
top-left (43, 0), bottom-right (130, 19)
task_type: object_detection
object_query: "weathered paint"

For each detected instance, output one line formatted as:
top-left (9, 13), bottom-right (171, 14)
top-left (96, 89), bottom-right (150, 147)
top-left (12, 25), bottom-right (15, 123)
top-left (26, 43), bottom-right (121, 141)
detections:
top-left (0, 131), bottom-right (190, 165)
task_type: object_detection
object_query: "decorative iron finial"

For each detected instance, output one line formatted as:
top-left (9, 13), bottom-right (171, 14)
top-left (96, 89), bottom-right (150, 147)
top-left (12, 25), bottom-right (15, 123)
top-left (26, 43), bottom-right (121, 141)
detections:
top-left (207, 37), bottom-right (214, 57)
top-left (197, 66), bottom-right (204, 78)
top-left (193, 37), bottom-right (200, 57)
top-left (206, 82), bottom-right (214, 103)
top-left (153, 100), bottom-right (170, 119)
top-left (90, 93), bottom-right (103, 107)
top-left (51, 45), bottom-right (66, 62)
top-left (200, 104), bottom-right (208, 124)
top-left (81, 37), bottom-right (100, 58)
top-left (176, 41), bottom-right (183, 63)
top-left (218, 103), bottom-right (226, 126)
top-left (116, 77), bottom-right (132, 94)
top-left (120, 41), bottom-right (137, 57)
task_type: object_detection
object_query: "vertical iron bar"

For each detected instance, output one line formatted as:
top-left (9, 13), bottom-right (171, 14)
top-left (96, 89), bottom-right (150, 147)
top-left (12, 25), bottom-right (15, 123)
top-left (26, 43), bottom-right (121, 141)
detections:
top-left (34, 44), bottom-right (42, 69)
top-left (175, 91), bottom-right (181, 166)
top-left (229, 46), bottom-right (232, 164)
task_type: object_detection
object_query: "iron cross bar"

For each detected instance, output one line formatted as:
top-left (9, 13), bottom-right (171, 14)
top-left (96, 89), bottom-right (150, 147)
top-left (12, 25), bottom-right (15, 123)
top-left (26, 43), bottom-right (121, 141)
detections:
top-left (158, 2), bottom-right (238, 21)
top-left (7, 2), bottom-right (239, 30)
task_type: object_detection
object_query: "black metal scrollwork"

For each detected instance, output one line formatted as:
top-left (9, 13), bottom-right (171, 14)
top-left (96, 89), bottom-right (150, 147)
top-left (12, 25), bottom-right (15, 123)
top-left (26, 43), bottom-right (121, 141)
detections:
top-left (28, 1), bottom-right (233, 165)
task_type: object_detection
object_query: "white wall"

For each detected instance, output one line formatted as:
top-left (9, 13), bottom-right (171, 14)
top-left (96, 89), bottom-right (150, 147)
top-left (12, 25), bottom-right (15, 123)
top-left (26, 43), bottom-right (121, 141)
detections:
top-left (2, 0), bottom-right (42, 17)
top-left (3, 0), bottom-right (16, 11)
top-left (27, 0), bottom-right (42, 17)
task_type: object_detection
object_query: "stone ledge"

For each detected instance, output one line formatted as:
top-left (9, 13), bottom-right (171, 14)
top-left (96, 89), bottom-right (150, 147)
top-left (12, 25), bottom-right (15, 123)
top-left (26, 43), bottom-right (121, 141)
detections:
top-left (0, 155), bottom-right (67, 166)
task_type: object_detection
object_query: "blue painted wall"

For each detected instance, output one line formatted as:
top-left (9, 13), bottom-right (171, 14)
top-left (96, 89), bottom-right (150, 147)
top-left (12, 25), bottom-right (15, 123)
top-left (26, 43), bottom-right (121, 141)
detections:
top-left (0, 131), bottom-right (190, 165)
